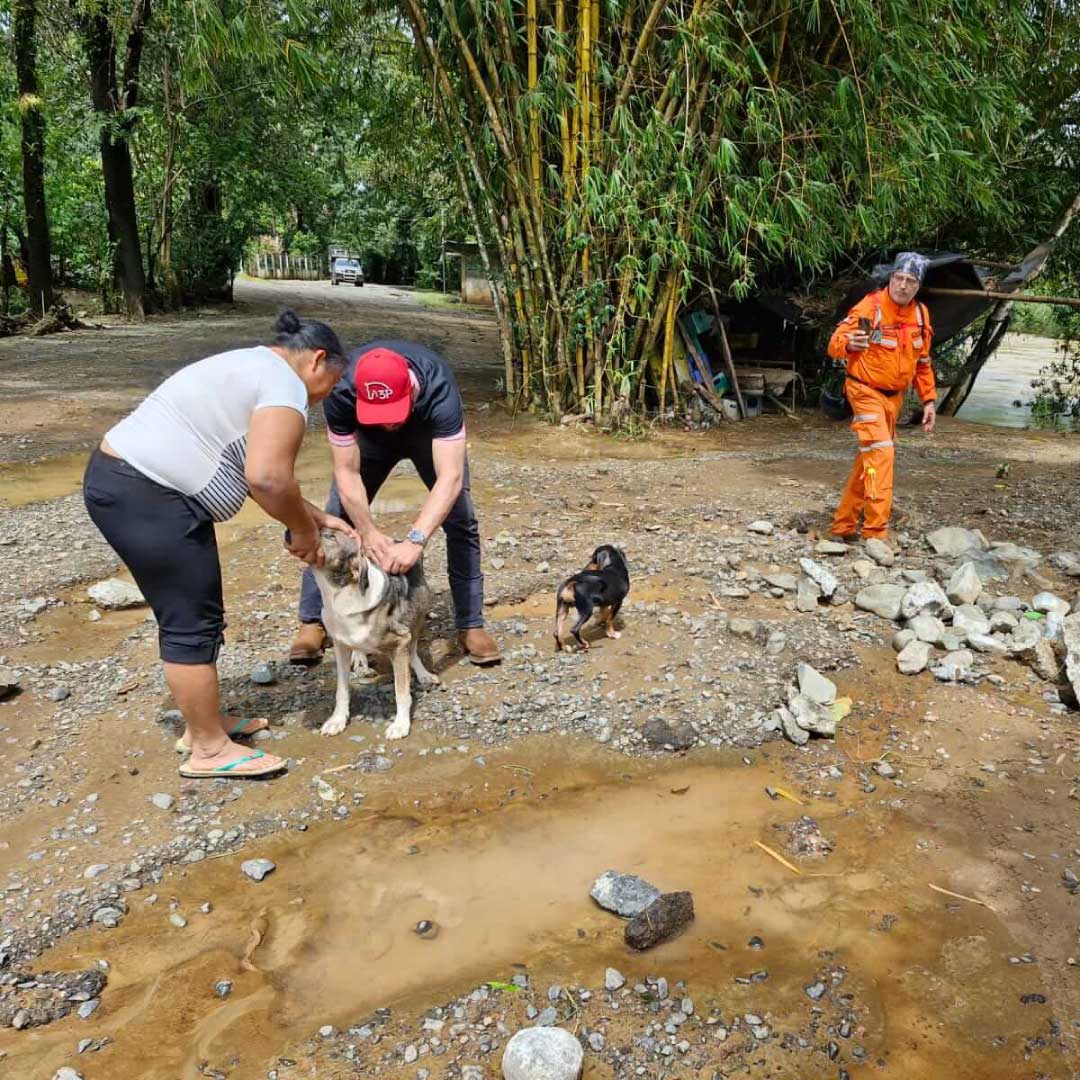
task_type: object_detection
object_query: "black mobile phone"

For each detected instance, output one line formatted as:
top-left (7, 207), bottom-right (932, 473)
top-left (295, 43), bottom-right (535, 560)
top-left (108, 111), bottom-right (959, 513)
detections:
top-left (857, 317), bottom-right (872, 334)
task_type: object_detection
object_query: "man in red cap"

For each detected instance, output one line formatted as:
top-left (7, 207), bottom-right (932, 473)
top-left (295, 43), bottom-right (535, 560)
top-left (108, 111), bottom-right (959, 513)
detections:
top-left (290, 341), bottom-right (501, 665)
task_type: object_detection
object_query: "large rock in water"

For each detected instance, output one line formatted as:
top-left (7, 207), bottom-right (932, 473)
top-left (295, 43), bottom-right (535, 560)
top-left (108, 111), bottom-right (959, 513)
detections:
top-left (590, 871), bottom-right (660, 917)
top-left (502, 1027), bottom-right (584, 1080)
top-left (625, 891), bottom-right (695, 950)
top-left (926, 527), bottom-right (988, 557)
top-left (1064, 613), bottom-right (1080, 704)
top-left (855, 584), bottom-right (906, 622)
top-left (88, 578), bottom-right (146, 609)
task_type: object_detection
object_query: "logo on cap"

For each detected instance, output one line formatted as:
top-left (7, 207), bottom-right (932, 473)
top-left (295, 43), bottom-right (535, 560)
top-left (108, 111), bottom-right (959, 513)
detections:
top-left (364, 381), bottom-right (395, 401)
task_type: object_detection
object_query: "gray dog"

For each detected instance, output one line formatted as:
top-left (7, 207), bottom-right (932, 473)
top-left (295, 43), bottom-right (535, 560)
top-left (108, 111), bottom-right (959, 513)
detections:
top-left (310, 529), bottom-right (438, 739)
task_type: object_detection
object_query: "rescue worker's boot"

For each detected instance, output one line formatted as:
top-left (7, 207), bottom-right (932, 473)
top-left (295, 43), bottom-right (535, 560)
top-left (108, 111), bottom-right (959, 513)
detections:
top-left (458, 627), bottom-right (501, 665)
top-left (289, 622), bottom-right (328, 665)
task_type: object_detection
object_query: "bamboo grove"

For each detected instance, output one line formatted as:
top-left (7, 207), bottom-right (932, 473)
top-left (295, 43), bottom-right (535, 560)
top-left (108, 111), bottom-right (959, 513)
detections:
top-left (399, 0), bottom-right (1074, 418)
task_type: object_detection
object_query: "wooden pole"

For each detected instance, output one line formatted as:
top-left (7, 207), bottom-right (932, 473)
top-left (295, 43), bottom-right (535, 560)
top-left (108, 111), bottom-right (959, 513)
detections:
top-left (705, 268), bottom-right (747, 418)
top-left (922, 286), bottom-right (1080, 310)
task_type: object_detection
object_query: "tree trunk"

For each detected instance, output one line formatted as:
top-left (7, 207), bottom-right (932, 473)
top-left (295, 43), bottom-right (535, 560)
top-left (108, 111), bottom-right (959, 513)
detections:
top-left (940, 191), bottom-right (1080, 416)
top-left (79, 3), bottom-right (152, 320)
top-left (14, 0), bottom-right (54, 316)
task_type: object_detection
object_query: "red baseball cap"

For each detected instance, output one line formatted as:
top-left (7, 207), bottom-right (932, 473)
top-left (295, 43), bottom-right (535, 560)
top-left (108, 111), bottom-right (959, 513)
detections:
top-left (354, 348), bottom-right (412, 425)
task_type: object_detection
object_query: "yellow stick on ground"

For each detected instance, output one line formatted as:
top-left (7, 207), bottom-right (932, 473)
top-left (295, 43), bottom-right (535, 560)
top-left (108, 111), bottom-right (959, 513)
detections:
top-left (773, 786), bottom-right (805, 806)
top-left (754, 840), bottom-right (802, 876)
top-left (928, 883), bottom-right (996, 912)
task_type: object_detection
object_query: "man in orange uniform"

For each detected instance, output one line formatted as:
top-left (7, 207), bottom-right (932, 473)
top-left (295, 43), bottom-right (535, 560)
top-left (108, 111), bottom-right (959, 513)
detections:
top-left (829, 252), bottom-right (936, 541)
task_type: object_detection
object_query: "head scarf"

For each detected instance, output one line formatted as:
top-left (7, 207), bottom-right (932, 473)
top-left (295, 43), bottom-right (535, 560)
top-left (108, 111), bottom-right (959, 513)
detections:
top-left (892, 251), bottom-right (929, 283)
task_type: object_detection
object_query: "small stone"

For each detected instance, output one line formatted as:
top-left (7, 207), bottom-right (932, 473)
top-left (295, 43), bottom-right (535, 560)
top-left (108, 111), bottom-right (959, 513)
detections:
top-left (1033, 592), bottom-right (1069, 617)
top-left (536, 1007), bottom-right (558, 1026)
top-left (908, 614), bottom-right (946, 645)
top-left (250, 662), bottom-right (276, 685)
top-left (88, 578), bottom-right (145, 609)
top-left (855, 584), bottom-right (905, 621)
top-left (777, 706), bottom-right (810, 746)
top-left (149, 792), bottom-right (175, 811)
top-left (932, 649), bottom-right (974, 682)
top-left (892, 629), bottom-right (917, 652)
top-left (241, 858), bottom-right (276, 882)
top-left (897, 640), bottom-right (933, 675)
top-left (92, 906), bottom-right (124, 928)
top-left (680, 997), bottom-right (694, 1015)
top-left (214, 980), bottom-right (233, 998)
top-left (53, 1070), bottom-right (84, 1080)
top-left (747, 520), bottom-right (774, 535)
top-left (77, 999), bottom-right (100, 1020)
top-left (926, 527), bottom-right (987, 557)
top-left (587, 1031), bottom-right (605, 1052)
top-left (0, 666), bottom-right (19, 700)
top-left (625, 891), bottom-right (695, 950)
top-left (795, 576), bottom-right (821, 612)
top-left (947, 562), bottom-right (983, 605)
top-left (799, 558), bottom-right (838, 599)
top-left (536, 561), bottom-right (551, 573)
top-left (84, 863), bottom-right (110, 880)
top-left (590, 871), bottom-right (660, 917)
top-left (796, 663), bottom-right (836, 706)
top-left (320, 1025), bottom-right (335, 1037)
top-left (169, 912), bottom-right (188, 929)
top-left (728, 617), bottom-right (762, 640)
top-left (604, 967), bottom-right (626, 991)
top-left (415, 919), bottom-right (439, 939)
top-left (640, 717), bottom-right (696, 751)
top-left (404, 1045), bottom-right (419, 1064)
top-left (815, 540), bottom-right (849, 556)
top-left (874, 761), bottom-right (897, 779)
top-left (502, 1026), bottom-right (584, 1080)
top-left (48, 686), bottom-right (71, 702)
top-left (901, 581), bottom-right (952, 621)
top-left (863, 538), bottom-right (895, 567)
top-left (805, 981), bottom-right (827, 1001)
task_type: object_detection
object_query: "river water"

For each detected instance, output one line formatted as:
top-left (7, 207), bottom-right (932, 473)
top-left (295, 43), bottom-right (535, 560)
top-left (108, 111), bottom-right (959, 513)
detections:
top-left (957, 333), bottom-right (1063, 428)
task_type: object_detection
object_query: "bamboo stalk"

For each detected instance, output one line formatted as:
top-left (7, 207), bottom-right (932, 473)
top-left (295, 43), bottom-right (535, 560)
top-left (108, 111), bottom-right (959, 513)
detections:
top-left (659, 284), bottom-right (677, 413)
top-left (556, 0), bottom-right (571, 192)
top-left (528, 0), bottom-right (540, 194)
top-left (611, 0), bottom-right (669, 126)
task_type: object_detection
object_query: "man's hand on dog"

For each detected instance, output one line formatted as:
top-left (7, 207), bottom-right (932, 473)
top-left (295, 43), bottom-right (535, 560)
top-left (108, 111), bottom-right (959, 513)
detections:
top-left (382, 540), bottom-right (423, 575)
top-left (286, 525), bottom-right (325, 567)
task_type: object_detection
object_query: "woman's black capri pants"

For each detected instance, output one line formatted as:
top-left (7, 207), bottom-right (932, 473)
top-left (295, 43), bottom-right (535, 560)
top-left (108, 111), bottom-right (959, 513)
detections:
top-left (83, 450), bottom-right (226, 664)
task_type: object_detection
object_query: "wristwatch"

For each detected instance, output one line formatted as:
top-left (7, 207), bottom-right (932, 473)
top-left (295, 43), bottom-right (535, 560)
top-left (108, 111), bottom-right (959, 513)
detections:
top-left (405, 528), bottom-right (427, 546)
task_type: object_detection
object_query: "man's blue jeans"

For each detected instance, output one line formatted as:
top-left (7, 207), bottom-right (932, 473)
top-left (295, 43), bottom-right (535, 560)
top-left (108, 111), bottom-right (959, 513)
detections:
top-left (298, 430), bottom-right (485, 630)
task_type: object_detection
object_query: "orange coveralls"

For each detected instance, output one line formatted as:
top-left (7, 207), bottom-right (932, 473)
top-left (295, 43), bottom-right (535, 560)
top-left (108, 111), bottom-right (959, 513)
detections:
top-left (828, 289), bottom-right (936, 539)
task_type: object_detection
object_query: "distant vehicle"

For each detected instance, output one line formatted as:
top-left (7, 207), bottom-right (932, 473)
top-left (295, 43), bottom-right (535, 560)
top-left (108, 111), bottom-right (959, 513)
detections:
top-left (330, 256), bottom-right (364, 287)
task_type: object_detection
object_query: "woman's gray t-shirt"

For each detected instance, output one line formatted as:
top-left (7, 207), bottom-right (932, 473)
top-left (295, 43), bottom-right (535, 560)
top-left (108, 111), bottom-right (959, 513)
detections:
top-left (106, 346), bottom-right (307, 521)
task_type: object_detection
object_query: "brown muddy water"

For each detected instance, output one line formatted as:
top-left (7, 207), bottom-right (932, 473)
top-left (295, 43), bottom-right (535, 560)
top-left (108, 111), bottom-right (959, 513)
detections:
top-left (0, 738), bottom-right (1044, 1079)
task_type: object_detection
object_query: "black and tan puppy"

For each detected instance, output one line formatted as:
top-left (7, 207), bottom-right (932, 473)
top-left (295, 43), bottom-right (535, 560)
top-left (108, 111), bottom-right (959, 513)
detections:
top-left (554, 544), bottom-right (630, 652)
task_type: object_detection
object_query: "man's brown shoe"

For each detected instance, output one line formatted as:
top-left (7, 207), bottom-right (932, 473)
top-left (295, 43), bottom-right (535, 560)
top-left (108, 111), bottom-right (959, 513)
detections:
top-left (459, 627), bottom-right (501, 665)
top-left (289, 623), bottom-right (328, 665)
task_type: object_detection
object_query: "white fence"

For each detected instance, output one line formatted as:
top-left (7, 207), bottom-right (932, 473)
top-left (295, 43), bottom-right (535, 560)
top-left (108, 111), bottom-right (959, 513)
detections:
top-left (246, 253), bottom-right (326, 281)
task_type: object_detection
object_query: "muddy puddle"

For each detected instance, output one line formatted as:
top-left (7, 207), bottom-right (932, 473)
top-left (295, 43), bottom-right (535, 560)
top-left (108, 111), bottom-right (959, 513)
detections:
top-left (0, 737), bottom-right (1046, 1080)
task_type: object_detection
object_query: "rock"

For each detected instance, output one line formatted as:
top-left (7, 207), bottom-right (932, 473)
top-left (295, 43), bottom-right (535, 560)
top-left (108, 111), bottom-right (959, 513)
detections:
top-left (926, 527), bottom-right (987, 557)
top-left (893, 629), bottom-right (917, 652)
top-left (897, 640), bottom-right (933, 675)
top-left (988, 541), bottom-right (1042, 568)
top-left (994, 595), bottom-right (1025, 612)
top-left (967, 632), bottom-right (1008, 656)
top-left (77, 999), bottom-right (100, 1020)
top-left (625, 891), bottom-right (695, 950)
top-left (728, 618), bottom-right (762, 640)
top-left (1033, 592), bottom-right (1070, 618)
top-left (215, 980), bottom-right (233, 998)
top-left (587, 1031), bottom-right (605, 1052)
top-left (908, 614), bottom-right (946, 645)
top-left (805, 982), bottom-right (827, 1001)
top-left (149, 793), bottom-right (174, 811)
top-left (502, 1026), bottom-right (584, 1080)
top-left (795, 576), bottom-right (821, 612)
top-left (764, 631), bottom-right (787, 656)
top-left (777, 706), bottom-right (809, 746)
top-left (796, 663), bottom-right (836, 706)
top-left (1008, 619), bottom-right (1043, 657)
top-left (0, 666), bottom-right (19, 701)
top-left (54, 1070), bottom-right (84, 1080)
top-left (84, 864), bottom-right (110, 880)
top-left (932, 649), bottom-right (974, 682)
top-left (787, 694), bottom-right (837, 737)
top-left (747, 520), bottom-right (774, 536)
top-left (92, 906), bottom-right (124, 928)
top-left (763, 573), bottom-right (797, 592)
top-left (640, 718), bottom-right (695, 751)
top-left (947, 562), bottom-right (983, 605)
top-left (863, 538), bottom-right (895, 567)
top-left (901, 581), bottom-right (952, 621)
top-left (87, 578), bottom-right (145, 609)
top-left (787, 815), bottom-right (834, 858)
top-left (953, 604), bottom-right (991, 637)
top-left (241, 859), bottom-right (276, 882)
top-left (169, 912), bottom-right (188, 929)
top-left (48, 686), bottom-right (70, 702)
top-left (855, 584), bottom-right (905, 621)
top-left (250, 662), bottom-right (276, 685)
top-left (874, 761), bottom-right (897, 779)
top-left (815, 540), bottom-right (849, 556)
top-left (990, 610), bottom-right (1019, 633)
top-left (1028, 639), bottom-right (1062, 682)
top-left (799, 558), bottom-right (838, 599)
top-left (604, 967), bottom-right (626, 991)
top-left (1064, 613), bottom-right (1080, 703)
top-left (590, 871), bottom-right (661, 917)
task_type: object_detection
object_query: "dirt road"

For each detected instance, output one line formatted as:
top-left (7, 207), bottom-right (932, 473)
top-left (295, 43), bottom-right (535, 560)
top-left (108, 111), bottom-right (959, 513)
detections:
top-left (0, 279), bottom-right (1078, 1079)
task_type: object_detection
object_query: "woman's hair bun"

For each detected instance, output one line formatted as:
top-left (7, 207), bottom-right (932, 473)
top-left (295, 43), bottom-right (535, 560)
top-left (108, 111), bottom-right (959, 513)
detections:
top-left (274, 308), bottom-right (302, 335)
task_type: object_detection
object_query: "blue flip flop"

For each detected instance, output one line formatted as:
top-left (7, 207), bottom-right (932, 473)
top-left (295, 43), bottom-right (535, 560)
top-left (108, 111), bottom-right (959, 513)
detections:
top-left (178, 748), bottom-right (285, 779)
top-left (174, 717), bottom-right (269, 755)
